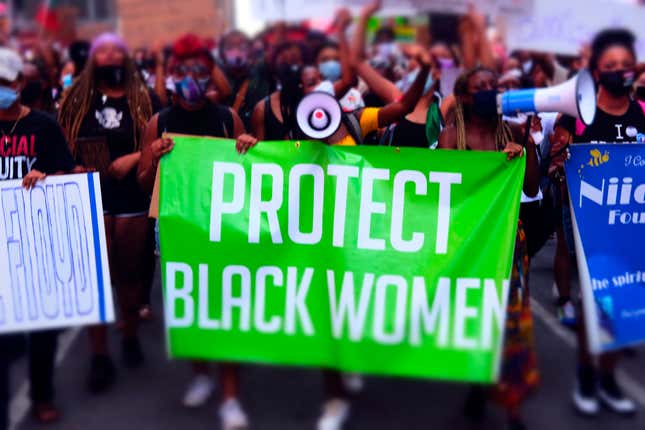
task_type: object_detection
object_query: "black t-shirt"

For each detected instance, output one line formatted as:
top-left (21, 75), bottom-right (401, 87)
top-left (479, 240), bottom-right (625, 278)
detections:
top-left (0, 109), bottom-right (74, 180)
top-left (390, 118), bottom-right (430, 148)
top-left (157, 101), bottom-right (233, 138)
top-left (78, 94), bottom-right (136, 161)
top-left (558, 100), bottom-right (645, 143)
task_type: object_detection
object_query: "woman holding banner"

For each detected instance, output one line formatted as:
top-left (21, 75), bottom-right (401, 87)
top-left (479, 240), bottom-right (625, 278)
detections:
top-left (550, 29), bottom-right (642, 417)
top-left (0, 47), bottom-right (79, 426)
top-left (58, 33), bottom-right (154, 394)
top-left (137, 33), bottom-right (257, 430)
top-left (438, 66), bottom-right (541, 430)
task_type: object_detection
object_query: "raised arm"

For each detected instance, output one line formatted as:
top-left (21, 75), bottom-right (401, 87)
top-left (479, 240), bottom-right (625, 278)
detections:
top-left (354, 61), bottom-right (402, 104)
top-left (209, 64), bottom-right (233, 103)
top-left (332, 8), bottom-right (355, 97)
top-left (376, 52), bottom-right (431, 127)
top-left (351, 0), bottom-right (381, 62)
top-left (459, 5), bottom-right (495, 70)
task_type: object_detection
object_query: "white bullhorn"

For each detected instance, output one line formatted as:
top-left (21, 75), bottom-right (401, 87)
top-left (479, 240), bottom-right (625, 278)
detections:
top-left (296, 92), bottom-right (342, 140)
top-left (498, 70), bottom-right (597, 125)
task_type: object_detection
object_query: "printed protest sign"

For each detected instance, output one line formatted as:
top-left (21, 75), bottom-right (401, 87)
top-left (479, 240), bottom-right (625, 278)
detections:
top-left (411, 0), bottom-right (532, 15)
top-left (159, 137), bottom-right (525, 383)
top-left (0, 173), bottom-right (113, 334)
top-left (252, 0), bottom-right (419, 21)
top-left (566, 144), bottom-right (645, 353)
top-left (506, 0), bottom-right (645, 59)
top-left (251, 0), bottom-right (532, 21)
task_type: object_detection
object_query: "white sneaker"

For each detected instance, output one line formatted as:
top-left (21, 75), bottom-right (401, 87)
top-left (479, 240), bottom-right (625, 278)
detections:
top-left (317, 398), bottom-right (350, 430)
top-left (342, 373), bottom-right (364, 394)
top-left (572, 384), bottom-right (599, 416)
top-left (219, 398), bottom-right (249, 430)
top-left (182, 374), bottom-right (215, 408)
top-left (599, 381), bottom-right (637, 415)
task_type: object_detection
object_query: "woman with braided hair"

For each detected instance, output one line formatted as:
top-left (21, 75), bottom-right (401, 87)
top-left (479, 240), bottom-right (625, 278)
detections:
top-left (438, 67), bottom-right (540, 430)
top-left (58, 33), bottom-right (154, 394)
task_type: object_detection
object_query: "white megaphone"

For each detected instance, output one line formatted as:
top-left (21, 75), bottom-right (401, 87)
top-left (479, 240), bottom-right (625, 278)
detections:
top-left (498, 70), bottom-right (597, 125)
top-left (296, 91), bottom-right (342, 140)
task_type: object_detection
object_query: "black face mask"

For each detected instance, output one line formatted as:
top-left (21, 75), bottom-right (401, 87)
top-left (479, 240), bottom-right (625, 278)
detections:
top-left (635, 86), bottom-right (645, 101)
top-left (95, 65), bottom-right (126, 88)
top-left (21, 81), bottom-right (44, 106)
top-left (275, 63), bottom-right (300, 87)
top-left (472, 89), bottom-right (499, 119)
top-left (598, 70), bottom-right (634, 97)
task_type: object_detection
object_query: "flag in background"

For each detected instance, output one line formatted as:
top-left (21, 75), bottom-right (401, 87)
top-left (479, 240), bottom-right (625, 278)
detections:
top-left (36, 0), bottom-right (60, 32)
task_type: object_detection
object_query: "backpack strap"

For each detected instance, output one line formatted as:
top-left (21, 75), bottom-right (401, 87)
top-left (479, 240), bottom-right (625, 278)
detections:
top-left (342, 112), bottom-right (364, 146)
top-left (379, 124), bottom-right (396, 146)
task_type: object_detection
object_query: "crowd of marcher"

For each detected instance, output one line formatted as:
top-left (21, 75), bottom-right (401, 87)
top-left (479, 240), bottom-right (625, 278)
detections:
top-left (1, 1), bottom-right (644, 429)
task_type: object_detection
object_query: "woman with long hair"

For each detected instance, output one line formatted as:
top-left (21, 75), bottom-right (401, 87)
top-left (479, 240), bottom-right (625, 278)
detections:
top-left (438, 67), bottom-right (540, 430)
top-left (550, 29), bottom-right (641, 417)
top-left (58, 33), bottom-right (153, 394)
top-left (251, 10), bottom-right (355, 141)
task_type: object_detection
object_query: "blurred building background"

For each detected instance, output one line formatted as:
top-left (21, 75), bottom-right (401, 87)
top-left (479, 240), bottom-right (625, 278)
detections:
top-left (5, 0), bottom-right (234, 47)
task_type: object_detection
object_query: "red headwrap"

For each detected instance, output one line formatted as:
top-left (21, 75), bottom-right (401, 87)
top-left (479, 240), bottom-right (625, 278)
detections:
top-left (169, 33), bottom-right (214, 70)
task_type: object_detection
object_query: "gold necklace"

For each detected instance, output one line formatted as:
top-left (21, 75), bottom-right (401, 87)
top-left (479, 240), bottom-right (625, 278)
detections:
top-left (1, 106), bottom-right (25, 146)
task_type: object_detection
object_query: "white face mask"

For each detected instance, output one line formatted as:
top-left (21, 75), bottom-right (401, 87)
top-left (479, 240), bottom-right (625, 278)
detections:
top-left (531, 130), bottom-right (545, 145)
top-left (313, 80), bottom-right (335, 96)
top-left (515, 112), bottom-right (528, 123)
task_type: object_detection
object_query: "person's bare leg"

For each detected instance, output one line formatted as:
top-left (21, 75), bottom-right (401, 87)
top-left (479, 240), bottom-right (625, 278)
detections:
top-left (88, 215), bottom-right (114, 355)
top-left (192, 361), bottom-right (210, 375)
top-left (219, 364), bottom-right (240, 401)
top-left (112, 215), bottom-right (148, 367)
top-left (87, 216), bottom-right (116, 393)
top-left (218, 364), bottom-right (248, 428)
top-left (554, 225), bottom-right (571, 301)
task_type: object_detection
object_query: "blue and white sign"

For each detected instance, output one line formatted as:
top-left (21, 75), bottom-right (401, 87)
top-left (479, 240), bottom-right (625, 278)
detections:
top-left (566, 144), bottom-right (645, 353)
top-left (0, 173), bottom-right (113, 334)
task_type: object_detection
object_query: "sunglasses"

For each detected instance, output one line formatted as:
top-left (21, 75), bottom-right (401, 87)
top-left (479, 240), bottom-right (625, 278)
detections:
top-left (173, 64), bottom-right (209, 76)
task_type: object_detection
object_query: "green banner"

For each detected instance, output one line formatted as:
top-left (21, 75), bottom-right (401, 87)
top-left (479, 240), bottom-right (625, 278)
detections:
top-left (159, 136), bottom-right (525, 383)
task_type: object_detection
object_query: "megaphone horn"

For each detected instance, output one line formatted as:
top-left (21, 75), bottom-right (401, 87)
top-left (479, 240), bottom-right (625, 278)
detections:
top-left (498, 70), bottom-right (597, 125)
top-left (296, 92), bottom-right (342, 140)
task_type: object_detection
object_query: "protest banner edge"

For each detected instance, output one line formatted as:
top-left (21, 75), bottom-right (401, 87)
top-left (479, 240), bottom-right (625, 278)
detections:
top-left (568, 186), bottom-right (602, 354)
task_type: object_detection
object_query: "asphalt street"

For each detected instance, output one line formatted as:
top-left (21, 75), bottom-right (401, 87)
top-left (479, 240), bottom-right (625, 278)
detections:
top-left (8, 240), bottom-right (645, 430)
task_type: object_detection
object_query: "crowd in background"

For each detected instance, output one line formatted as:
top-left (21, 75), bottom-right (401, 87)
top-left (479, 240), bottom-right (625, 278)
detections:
top-left (1, 0), bottom-right (645, 429)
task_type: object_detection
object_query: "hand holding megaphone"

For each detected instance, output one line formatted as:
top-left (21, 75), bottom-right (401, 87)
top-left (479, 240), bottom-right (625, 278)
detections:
top-left (498, 70), bottom-right (597, 125)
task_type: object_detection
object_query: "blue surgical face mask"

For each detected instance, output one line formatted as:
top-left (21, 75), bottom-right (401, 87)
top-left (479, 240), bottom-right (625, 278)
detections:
top-left (0, 86), bottom-right (19, 109)
top-left (397, 68), bottom-right (434, 94)
top-left (319, 60), bottom-right (341, 82)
